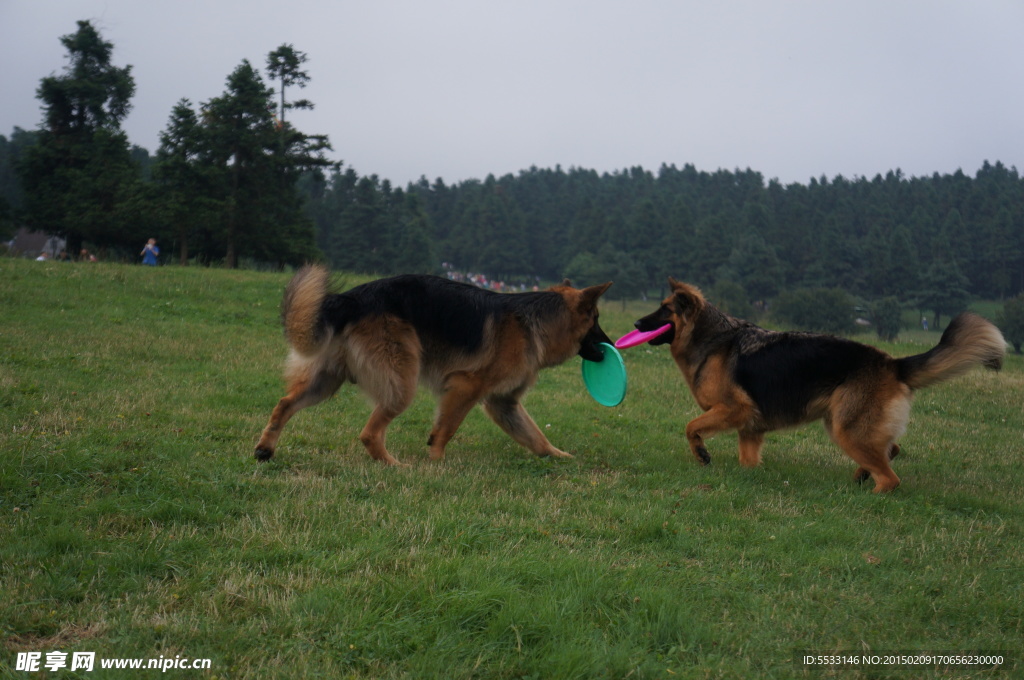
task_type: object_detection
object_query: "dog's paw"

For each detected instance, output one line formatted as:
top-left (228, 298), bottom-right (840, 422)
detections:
top-left (254, 447), bottom-right (275, 461)
top-left (696, 447), bottom-right (711, 465)
top-left (853, 467), bottom-right (871, 483)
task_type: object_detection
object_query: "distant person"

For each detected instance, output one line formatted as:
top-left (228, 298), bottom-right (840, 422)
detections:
top-left (36, 251), bottom-right (49, 261)
top-left (921, 316), bottom-right (929, 331)
top-left (79, 248), bottom-right (97, 262)
top-left (141, 238), bottom-right (160, 266)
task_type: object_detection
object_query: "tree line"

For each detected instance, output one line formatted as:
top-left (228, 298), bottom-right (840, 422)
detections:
top-left (300, 159), bottom-right (1024, 330)
top-left (395, 163), bottom-right (1024, 302)
top-left (3, 21), bottom-right (1024, 329)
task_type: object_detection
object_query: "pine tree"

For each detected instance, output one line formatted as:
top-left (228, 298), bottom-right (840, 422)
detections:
top-left (199, 55), bottom-right (329, 267)
top-left (916, 261), bottom-right (972, 329)
top-left (19, 20), bottom-right (142, 253)
top-left (201, 61), bottom-right (278, 267)
top-left (154, 99), bottom-right (212, 264)
top-left (266, 44), bottom-right (313, 126)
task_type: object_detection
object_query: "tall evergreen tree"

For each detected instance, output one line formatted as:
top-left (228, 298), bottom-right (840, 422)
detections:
top-left (198, 54), bottom-right (329, 267)
top-left (19, 20), bottom-right (142, 253)
top-left (266, 44), bottom-right (313, 126)
top-left (202, 60), bottom-right (278, 267)
top-left (916, 260), bottom-right (972, 329)
top-left (154, 99), bottom-right (213, 264)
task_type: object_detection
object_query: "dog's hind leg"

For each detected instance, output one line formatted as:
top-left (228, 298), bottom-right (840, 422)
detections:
top-left (827, 384), bottom-right (908, 492)
top-left (483, 393), bottom-right (572, 459)
top-left (359, 405), bottom-right (407, 465)
top-left (825, 417), bottom-right (901, 493)
top-left (255, 369), bottom-right (344, 460)
top-left (345, 317), bottom-right (422, 465)
top-left (357, 370), bottom-right (417, 465)
top-left (840, 441), bottom-right (901, 493)
top-left (853, 443), bottom-right (900, 483)
top-left (355, 352), bottom-right (419, 466)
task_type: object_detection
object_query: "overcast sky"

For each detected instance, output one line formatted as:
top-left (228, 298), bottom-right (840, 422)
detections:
top-left (3, 1), bottom-right (1023, 187)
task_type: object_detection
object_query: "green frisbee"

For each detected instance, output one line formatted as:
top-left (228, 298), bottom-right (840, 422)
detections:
top-left (581, 342), bottom-right (627, 407)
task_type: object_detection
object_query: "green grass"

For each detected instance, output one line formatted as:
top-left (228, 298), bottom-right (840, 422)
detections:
top-left (1, 259), bottom-right (1021, 679)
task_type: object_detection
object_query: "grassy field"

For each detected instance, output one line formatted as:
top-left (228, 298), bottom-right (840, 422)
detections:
top-left (1, 258), bottom-right (1021, 679)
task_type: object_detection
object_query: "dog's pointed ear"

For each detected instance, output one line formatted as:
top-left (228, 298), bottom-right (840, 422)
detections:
top-left (671, 282), bottom-right (703, 319)
top-left (668, 276), bottom-right (684, 291)
top-left (561, 278), bottom-right (573, 287)
top-left (580, 281), bottom-right (613, 308)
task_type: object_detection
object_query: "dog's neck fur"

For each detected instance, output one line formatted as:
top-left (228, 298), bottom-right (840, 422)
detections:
top-left (675, 300), bottom-right (753, 384)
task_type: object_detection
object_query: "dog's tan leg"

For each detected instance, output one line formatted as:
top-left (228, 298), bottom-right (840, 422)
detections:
top-left (428, 375), bottom-right (484, 461)
top-left (483, 394), bottom-right (571, 459)
top-left (347, 319), bottom-right (421, 464)
top-left (684, 404), bottom-right (747, 465)
top-left (737, 431), bottom-right (764, 467)
top-left (255, 371), bottom-right (343, 460)
top-left (359, 405), bottom-right (404, 465)
top-left (828, 423), bottom-right (901, 493)
top-left (843, 445), bottom-right (901, 493)
top-left (357, 364), bottom-right (417, 466)
top-left (853, 443), bottom-right (900, 483)
top-left (827, 385), bottom-right (907, 492)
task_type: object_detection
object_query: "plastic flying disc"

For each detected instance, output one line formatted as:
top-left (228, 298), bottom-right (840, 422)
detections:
top-left (614, 323), bottom-right (672, 349)
top-left (581, 343), bottom-right (627, 407)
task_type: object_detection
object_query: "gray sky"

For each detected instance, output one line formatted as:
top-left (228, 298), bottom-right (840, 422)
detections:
top-left (3, 0), bottom-right (1023, 187)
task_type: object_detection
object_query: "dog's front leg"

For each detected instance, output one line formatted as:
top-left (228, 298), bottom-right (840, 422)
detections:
top-left (428, 375), bottom-right (483, 461)
top-left (737, 431), bottom-right (764, 467)
top-left (359, 405), bottom-right (404, 465)
top-left (684, 404), bottom-right (747, 465)
top-left (482, 394), bottom-right (572, 459)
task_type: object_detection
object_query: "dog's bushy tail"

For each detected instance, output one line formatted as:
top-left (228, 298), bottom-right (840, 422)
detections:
top-left (897, 312), bottom-right (1005, 390)
top-left (282, 264), bottom-right (332, 356)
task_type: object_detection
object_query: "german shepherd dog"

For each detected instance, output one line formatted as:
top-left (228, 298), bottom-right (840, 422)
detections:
top-left (634, 278), bottom-right (1006, 492)
top-left (255, 266), bottom-right (613, 465)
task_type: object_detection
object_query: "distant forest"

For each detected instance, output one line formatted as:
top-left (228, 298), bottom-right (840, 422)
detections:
top-left (308, 161), bottom-right (1024, 305)
top-left (3, 21), bottom-right (1024, 314)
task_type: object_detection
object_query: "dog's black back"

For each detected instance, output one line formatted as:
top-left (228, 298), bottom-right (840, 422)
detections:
top-left (322, 275), bottom-right (566, 354)
top-left (733, 331), bottom-right (887, 428)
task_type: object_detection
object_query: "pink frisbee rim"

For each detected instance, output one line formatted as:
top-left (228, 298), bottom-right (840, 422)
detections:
top-left (614, 323), bottom-right (672, 349)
